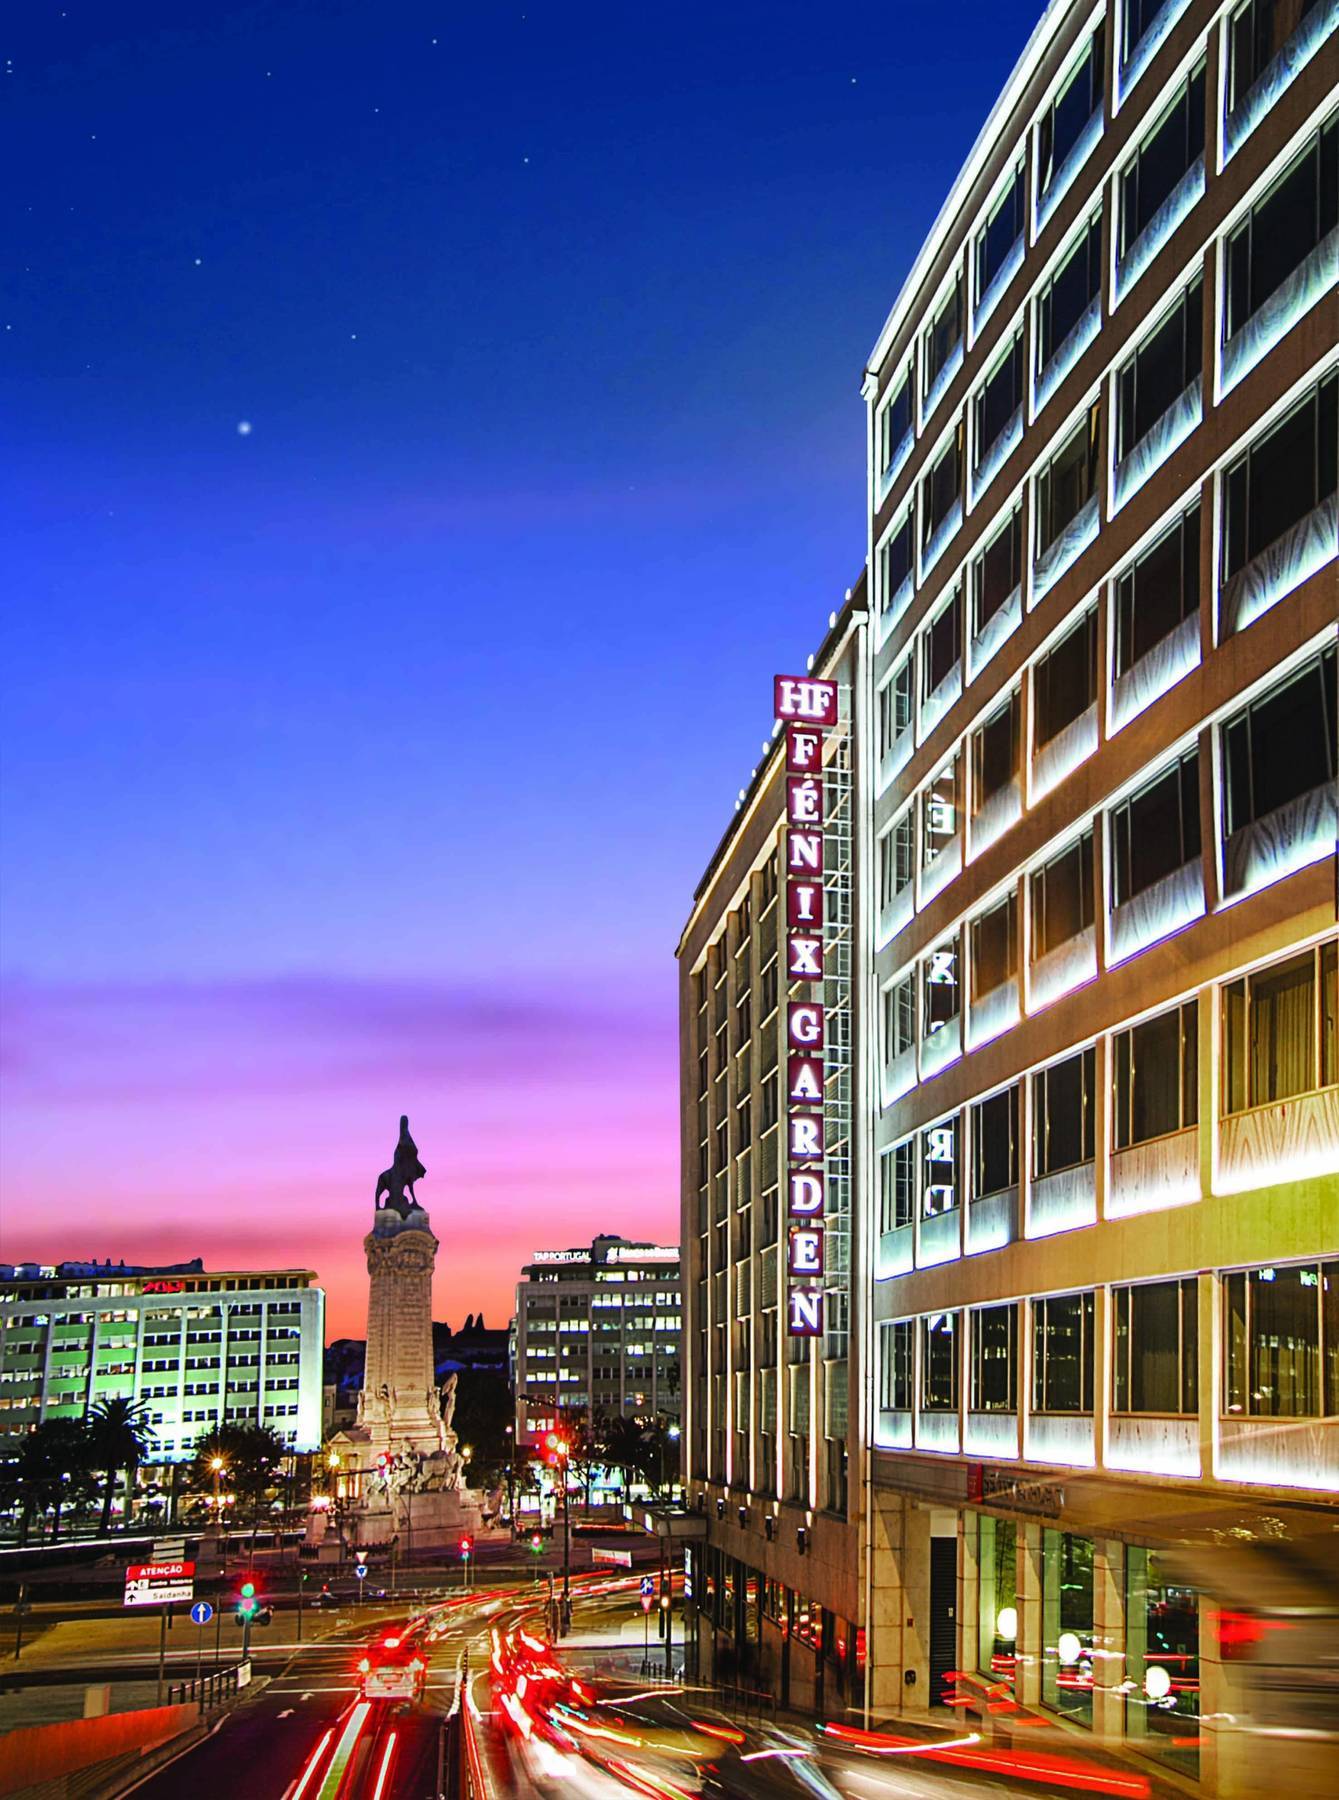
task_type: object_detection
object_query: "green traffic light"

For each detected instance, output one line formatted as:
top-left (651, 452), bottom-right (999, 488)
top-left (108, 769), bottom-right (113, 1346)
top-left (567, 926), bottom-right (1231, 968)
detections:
top-left (240, 1581), bottom-right (256, 1598)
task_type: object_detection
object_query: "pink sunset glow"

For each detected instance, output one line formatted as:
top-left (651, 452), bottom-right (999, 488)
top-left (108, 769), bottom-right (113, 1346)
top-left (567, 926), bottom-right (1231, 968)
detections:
top-left (0, 974), bottom-right (679, 1338)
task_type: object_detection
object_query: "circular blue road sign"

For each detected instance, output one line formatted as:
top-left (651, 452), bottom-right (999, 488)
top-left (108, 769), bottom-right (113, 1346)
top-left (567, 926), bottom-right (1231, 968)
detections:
top-left (354, 1564), bottom-right (368, 1580)
top-left (639, 1575), bottom-right (655, 1596)
top-left (190, 1601), bottom-right (214, 1626)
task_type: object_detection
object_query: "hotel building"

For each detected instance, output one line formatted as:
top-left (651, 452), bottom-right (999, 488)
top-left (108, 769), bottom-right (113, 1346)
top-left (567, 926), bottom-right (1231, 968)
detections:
top-left (512, 1236), bottom-right (682, 1454)
top-left (681, 0), bottom-right (1337, 1785)
top-left (677, 588), bottom-right (872, 1714)
top-left (0, 1259), bottom-right (325, 1463)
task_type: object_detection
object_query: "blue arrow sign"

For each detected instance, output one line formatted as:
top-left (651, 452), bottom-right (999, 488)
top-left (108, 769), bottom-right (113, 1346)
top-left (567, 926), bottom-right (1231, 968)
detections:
top-left (354, 1564), bottom-right (368, 1580)
top-left (639, 1575), bottom-right (655, 1596)
top-left (190, 1601), bottom-right (214, 1626)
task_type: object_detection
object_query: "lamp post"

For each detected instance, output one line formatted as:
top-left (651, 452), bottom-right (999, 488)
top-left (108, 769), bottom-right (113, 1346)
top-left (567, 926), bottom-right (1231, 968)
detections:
top-left (504, 1425), bottom-right (516, 1539)
top-left (210, 1457), bottom-right (228, 1573)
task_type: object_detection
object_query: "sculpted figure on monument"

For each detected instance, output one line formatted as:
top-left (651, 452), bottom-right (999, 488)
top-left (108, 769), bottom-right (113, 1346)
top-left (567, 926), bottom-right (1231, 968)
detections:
top-left (440, 1371), bottom-right (458, 1436)
top-left (374, 1114), bottom-right (427, 1216)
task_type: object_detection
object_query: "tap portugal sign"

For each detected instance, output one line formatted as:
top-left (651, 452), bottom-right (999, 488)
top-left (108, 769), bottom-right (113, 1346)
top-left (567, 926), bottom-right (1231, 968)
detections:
top-left (774, 675), bottom-right (837, 1337)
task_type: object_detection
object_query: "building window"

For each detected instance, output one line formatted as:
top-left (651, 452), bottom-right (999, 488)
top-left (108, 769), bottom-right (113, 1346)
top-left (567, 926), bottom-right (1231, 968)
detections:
top-left (1114, 1000), bottom-right (1199, 1149)
top-left (973, 1084), bottom-right (1020, 1200)
top-left (1122, 0), bottom-right (1172, 64)
top-left (1114, 1278), bottom-right (1198, 1413)
top-left (924, 274), bottom-right (964, 395)
top-left (1114, 502), bottom-right (1199, 675)
top-left (1037, 25), bottom-right (1105, 201)
top-left (973, 505), bottom-right (1022, 634)
top-left (1110, 749), bottom-right (1201, 905)
top-left (1117, 278), bottom-right (1203, 460)
top-left (1037, 214), bottom-right (1102, 374)
top-left (1222, 939), bottom-right (1338, 1112)
top-left (882, 973), bottom-right (916, 1066)
top-left (921, 592), bottom-right (962, 699)
top-left (970, 1303), bottom-right (1018, 1411)
top-left (921, 1313), bottom-right (959, 1411)
top-left (1226, 119), bottom-right (1338, 337)
top-left (971, 891), bottom-right (1018, 999)
top-left (878, 807), bottom-right (915, 908)
top-left (1119, 64), bottom-right (1205, 256)
top-left (877, 365), bottom-right (913, 477)
top-left (1228, 0), bottom-right (1326, 110)
top-left (879, 1319), bottom-right (913, 1411)
top-left (975, 334), bottom-right (1024, 472)
top-left (978, 1517), bottom-right (1018, 1689)
top-left (1042, 1530), bottom-right (1095, 1723)
top-left (1126, 1549), bottom-right (1200, 1774)
top-left (1222, 373), bottom-right (1337, 582)
top-left (972, 690), bottom-right (1021, 814)
top-left (1034, 1047), bottom-right (1096, 1176)
top-left (878, 509), bottom-right (915, 613)
top-left (921, 1116), bottom-right (959, 1217)
top-left (1222, 645), bottom-right (1336, 842)
top-left (1035, 405), bottom-right (1100, 561)
top-left (1034, 609), bottom-right (1097, 748)
top-left (879, 1141), bottom-right (915, 1234)
top-left (1031, 829), bottom-right (1095, 958)
top-left (878, 655), bottom-right (915, 757)
top-left (977, 163), bottom-right (1026, 301)
top-left (1032, 1291), bottom-right (1095, 1412)
top-left (1223, 1260), bottom-right (1338, 1416)
top-left (921, 422), bottom-right (964, 551)
top-left (923, 937), bottom-right (960, 1035)
top-left (922, 756), bottom-right (960, 863)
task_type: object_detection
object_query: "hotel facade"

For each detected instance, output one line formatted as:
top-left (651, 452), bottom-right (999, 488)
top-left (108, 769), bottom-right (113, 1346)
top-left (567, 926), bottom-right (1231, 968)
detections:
top-left (679, 0), bottom-right (1337, 1789)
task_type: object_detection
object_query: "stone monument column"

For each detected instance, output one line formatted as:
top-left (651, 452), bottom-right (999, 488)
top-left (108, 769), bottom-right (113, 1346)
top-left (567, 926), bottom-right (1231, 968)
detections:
top-left (359, 1213), bottom-right (448, 1458)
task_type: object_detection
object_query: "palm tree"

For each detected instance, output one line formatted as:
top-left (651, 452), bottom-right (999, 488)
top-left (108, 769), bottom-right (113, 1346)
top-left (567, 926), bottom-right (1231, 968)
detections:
top-left (600, 1412), bottom-right (653, 1499)
top-left (191, 1423), bottom-right (289, 1549)
top-left (88, 1397), bottom-right (157, 1534)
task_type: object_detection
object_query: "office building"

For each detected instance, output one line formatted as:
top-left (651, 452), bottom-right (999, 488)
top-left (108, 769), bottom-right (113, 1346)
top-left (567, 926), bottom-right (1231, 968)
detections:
top-left (0, 1258), bottom-right (325, 1462)
top-left (513, 1235), bottom-right (682, 1450)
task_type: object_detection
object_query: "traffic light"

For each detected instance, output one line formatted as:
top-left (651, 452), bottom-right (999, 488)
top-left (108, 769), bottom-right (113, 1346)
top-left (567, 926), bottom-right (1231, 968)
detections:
top-left (530, 1533), bottom-right (543, 1555)
top-left (236, 1579), bottom-right (259, 1623)
top-left (459, 1536), bottom-right (472, 1559)
top-left (543, 1432), bottom-right (568, 1467)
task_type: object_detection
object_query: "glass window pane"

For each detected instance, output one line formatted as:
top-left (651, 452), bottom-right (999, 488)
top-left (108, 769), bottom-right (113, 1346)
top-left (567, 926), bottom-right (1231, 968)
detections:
top-left (1042, 1530), bottom-right (1094, 1724)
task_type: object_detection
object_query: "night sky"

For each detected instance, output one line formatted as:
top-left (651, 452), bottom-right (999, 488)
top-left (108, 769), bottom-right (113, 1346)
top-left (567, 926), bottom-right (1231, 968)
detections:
top-left (1, 1), bottom-right (1040, 1336)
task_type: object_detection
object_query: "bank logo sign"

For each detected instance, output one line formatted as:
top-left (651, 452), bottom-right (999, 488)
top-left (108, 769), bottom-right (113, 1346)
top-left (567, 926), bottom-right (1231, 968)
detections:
top-left (774, 675), bottom-right (838, 1337)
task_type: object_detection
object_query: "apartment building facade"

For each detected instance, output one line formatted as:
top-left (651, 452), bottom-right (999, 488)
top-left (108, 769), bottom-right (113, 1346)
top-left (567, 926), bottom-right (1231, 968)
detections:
top-left (513, 1236), bottom-right (682, 1456)
top-left (679, 0), bottom-right (1336, 1785)
top-left (861, 0), bottom-right (1336, 1789)
top-left (0, 1259), bottom-right (325, 1463)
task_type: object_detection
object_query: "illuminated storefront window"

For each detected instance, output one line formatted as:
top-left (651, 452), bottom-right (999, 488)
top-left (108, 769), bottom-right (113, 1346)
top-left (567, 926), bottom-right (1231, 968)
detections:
top-left (977, 1515), bottom-right (1017, 1691)
top-left (1042, 1529), bottom-right (1094, 1724)
top-left (1126, 1548), bottom-right (1200, 1773)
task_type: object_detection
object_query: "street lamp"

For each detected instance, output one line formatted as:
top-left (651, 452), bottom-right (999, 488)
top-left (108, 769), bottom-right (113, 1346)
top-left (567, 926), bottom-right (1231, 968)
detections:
top-left (545, 1432), bottom-right (571, 1636)
top-left (504, 1425), bottom-right (516, 1539)
top-left (210, 1457), bottom-right (229, 1572)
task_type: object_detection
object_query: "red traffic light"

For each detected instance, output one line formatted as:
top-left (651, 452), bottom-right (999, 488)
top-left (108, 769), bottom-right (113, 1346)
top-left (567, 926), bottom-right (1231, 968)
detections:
top-left (460, 1537), bottom-right (472, 1557)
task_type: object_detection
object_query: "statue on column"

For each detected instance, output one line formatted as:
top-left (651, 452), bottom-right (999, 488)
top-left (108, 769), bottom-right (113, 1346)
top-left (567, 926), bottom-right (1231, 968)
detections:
top-left (374, 1115), bottom-right (427, 1216)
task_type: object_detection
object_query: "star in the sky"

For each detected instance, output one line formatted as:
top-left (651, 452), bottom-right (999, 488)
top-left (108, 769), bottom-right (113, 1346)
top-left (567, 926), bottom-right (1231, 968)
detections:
top-left (236, 421), bottom-right (253, 436)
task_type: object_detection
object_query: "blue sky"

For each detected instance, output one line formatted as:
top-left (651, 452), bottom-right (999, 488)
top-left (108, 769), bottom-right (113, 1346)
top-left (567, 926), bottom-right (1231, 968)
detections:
top-left (1, 0), bottom-right (1041, 1328)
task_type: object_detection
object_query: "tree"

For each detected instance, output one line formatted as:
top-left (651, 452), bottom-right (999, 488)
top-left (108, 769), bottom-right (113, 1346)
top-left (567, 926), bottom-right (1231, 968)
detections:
top-left (600, 1412), bottom-right (653, 1497)
top-left (12, 1419), bottom-right (98, 1544)
top-left (190, 1423), bottom-right (289, 1542)
top-left (88, 1397), bottom-right (157, 1534)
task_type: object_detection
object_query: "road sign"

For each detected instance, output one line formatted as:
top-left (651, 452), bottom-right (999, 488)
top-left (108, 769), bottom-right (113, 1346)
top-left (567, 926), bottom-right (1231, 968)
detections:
top-left (354, 1563), bottom-right (368, 1581)
top-left (591, 1546), bottom-right (632, 1567)
top-left (125, 1561), bottom-right (195, 1608)
top-left (190, 1600), bottom-right (214, 1626)
top-left (639, 1575), bottom-right (655, 1596)
top-left (153, 1537), bottom-right (187, 1560)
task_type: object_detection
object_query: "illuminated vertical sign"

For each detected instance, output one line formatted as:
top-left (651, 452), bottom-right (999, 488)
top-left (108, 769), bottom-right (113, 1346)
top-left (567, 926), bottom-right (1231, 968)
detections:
top-left (775, 675), bottom-right (837, 1337)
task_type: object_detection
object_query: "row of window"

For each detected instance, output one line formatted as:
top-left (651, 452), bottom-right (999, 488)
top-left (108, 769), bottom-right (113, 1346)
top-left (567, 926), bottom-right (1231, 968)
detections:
top-left (877, 642), bottom-right (1336, 1071)
top-left (878, 352), bottom-right (1336, 785)
top-left (876, 4), bottom-right (1332, 479)
top-left (880, 936), bottom-right (1336, 1236)
top-left (879, 1259), bottom-right (1339, 1421)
